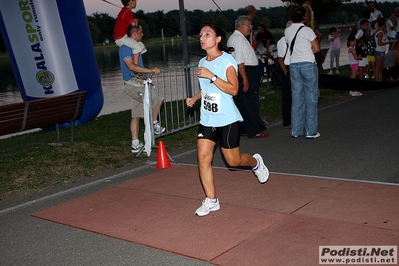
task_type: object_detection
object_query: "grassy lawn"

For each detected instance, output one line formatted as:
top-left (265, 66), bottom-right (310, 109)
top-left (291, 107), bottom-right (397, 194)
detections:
top-left (0, 78), bottom-right (353, 201)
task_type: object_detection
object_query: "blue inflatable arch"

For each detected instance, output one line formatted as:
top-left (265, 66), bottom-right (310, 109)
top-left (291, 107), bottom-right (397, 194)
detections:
top-left (0, 0), bottom-right (103, 125)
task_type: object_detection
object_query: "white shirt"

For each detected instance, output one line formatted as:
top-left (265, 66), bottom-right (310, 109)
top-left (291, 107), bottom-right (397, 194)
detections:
top-left (370, 9), bottom-right (383, 25)
top-left (227, 30), bottom-right (259, 66)
top-left (374, 30), bottom-right (388, 53)
top-left (284, 23), bottom-right (316, 64)
top-left (329, 34), bottom-right (342, 51)
top-left (355, 29), bottom-right (364, 40)
top-left (277, 36), bottom-right (290, 65)
top-left (387, 19), bottom-right (397, 38)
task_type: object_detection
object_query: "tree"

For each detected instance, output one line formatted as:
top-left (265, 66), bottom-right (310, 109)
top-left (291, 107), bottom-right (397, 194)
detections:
top-left (340, 11), bottom-right (348, 25)
top-left (215, 14), bottom-right (233, 32)
top-left (260, 17), bottom-right (271, 29)
top-left (257, 6), bottom-right (290, 29)
top-left (87, 20), bottom-right (100, 46)
top-left (350, 14), bottom-right (359, 23)
top-left (187, 9), bottom-right (207, 36)
top-left (164, 10), bottom-right (181, 37)
top-left (87, 12), bottom-right (115, 44)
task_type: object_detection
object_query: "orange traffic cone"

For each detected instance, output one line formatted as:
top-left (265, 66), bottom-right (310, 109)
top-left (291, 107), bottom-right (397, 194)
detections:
top-left (155, 140), bottom-right (171, 169)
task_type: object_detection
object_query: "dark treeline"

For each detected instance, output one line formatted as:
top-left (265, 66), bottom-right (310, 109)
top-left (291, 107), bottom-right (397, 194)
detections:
top-left (0, 1), bottom-right (398, 49)
top-left (87, 1), bottom-right (399, 45)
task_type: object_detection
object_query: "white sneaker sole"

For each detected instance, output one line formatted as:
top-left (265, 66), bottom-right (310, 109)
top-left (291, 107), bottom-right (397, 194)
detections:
top-left (306, 132), bottom-right (321, 139)
top-left (253, 153), bottom-right (269, 184)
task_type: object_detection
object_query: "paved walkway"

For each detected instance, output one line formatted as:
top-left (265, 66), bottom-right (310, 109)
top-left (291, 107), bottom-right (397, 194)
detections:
top-left (1, 87), bottom-right (398, 265)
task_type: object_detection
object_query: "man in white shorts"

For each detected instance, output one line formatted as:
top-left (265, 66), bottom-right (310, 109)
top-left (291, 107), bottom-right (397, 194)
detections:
top-left (119, 25), bottom-right (165, 153)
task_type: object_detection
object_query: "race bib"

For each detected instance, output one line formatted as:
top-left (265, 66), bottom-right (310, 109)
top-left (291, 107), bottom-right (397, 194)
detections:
top-left (202, 92), bottom-right (221, 114)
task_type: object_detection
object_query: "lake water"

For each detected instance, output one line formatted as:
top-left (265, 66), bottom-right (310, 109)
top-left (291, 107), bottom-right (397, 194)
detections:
top-left (0, 27), bottom-right (351, 115)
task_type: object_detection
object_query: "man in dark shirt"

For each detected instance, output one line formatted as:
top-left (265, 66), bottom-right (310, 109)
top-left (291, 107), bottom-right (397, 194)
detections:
top-left (256, 24), bottom-right (276, 60)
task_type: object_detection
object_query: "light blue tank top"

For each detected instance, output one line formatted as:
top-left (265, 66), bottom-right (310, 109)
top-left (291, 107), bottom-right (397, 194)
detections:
top-left (198, 52), bottom-right (243, 127)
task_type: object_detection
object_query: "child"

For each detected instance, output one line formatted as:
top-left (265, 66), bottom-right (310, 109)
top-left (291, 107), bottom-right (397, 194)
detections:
top-left (354, 19), bottom-right (370, 80)
top-left (113, 0), bottom-right (146, 54)
top-left (364, 28), bottom-right (376, 79)
top-left (374, 17), bottom-right (395, 82)
top-left (347, 35), bottom-right (363, 96)
top-left (328, 27), bottom-right (342, 75)
top-left (356, 38), bottom-right (368, 80)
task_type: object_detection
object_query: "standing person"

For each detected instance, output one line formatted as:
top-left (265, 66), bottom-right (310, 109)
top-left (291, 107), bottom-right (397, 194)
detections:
top-left (186, 22), bottom-right (269, 217)
top-left (119, 25), bottom-right (165, 153)
top-left (354, 20), bottom-right (370, 81)
top-left (383, 40), bottom-right (399, 81)
top-left (285, 5), bottom-right (320, 139)
top-left (355, 10), bottom-right (374, 78)
top-left (245, 5), bottom-right (257, 51)
top-left (328, 27), bottom-right (342, 75)
top-left (227, 16), bottom-right (268, 138)
top-left (303, 0), bottom-right (323, 43)
top-left (114, 0), bottom-right (146, 54)
top-left (387, 12), bottom-right (397, 47)
top-left (256, 24), bottom-right (276, 61)
top-left (374, 17), bottom-right (394, 82)
top-left (394, 7), bottom-right (399, 35)
top-left (347, 35), bottom-right (364, 96)
top-left (356, 9), bottom-right (371, 30)
top-left (367, 0), bottom-right (383, 30)
top-left (277, 20), bottom-right (293, 128)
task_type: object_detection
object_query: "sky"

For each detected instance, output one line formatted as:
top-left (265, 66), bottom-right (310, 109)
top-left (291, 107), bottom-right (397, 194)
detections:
top-left (83, 0), bottom-right (290, 17)
top-left (83, 0), bottom-right (365, 18)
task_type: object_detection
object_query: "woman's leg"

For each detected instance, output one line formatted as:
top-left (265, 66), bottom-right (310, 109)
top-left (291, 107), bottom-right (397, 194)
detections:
top-left (350, 70), bottom-right (356, 79)
top-left (221, 147), bottom-right (257, 168)
top-left (358, 66), bottom-right (365, 80)
top-left (375, 56), bottom-right (384, 82)
top-left (330, 50), bottom-right (334, 71)
top-left (197, 138), bottom-right (217, 199)
top-left (221, 147), bottom-right (269, 184)
top-left (335, 49), bottom-right (341, 70)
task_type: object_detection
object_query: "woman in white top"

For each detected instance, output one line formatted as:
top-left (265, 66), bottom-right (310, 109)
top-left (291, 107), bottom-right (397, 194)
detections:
top-left (186, 22), bottom-right (269, 217)
top-left (387, 12), bottom-right (397, 41)
top-left (284, 5), bottom-right (320, 139)
top-left (374, 17), bottom-right (394, 81)
top-left (383, 40), bottom-right (399, 81)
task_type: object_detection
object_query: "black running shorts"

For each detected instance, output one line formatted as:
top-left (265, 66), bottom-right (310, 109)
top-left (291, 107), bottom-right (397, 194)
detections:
top-left (197, 122), bottom-right (240, 149)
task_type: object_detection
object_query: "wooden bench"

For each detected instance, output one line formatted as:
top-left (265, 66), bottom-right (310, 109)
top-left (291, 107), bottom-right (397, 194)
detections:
top-left (0, 91), bottom-right (86, 143)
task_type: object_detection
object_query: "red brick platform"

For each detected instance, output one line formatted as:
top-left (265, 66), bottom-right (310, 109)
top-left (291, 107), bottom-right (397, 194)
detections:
top-left (32, 164), bottom-right (399, 265)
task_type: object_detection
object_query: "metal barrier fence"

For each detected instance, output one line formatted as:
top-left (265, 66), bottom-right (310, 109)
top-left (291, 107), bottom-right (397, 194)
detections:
top-left (152, 64), bottom-right (201, 137)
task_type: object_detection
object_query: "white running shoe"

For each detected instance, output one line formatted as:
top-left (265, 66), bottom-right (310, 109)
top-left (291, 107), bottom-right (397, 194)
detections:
top-left (350, 91), bottom-right (363, 97)
top-left (306, 132), bottom-right (321, 139)
top-left (153, 122), bottom-right (165, 135)
top-left (327, 71), bottom-right (333, 75)
top-left (195, 198), bottom-right (220, 216)
top-left (131, 141), bottom-right (144, 153)
top-left (252, 153), bottom-right (269, 184)
top-left (335, 70), bottom-right (340, 75)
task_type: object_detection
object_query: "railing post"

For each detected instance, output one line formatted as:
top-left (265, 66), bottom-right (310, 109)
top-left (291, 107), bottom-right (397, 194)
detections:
top-left (178, 0), bottom-right (194, 122)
